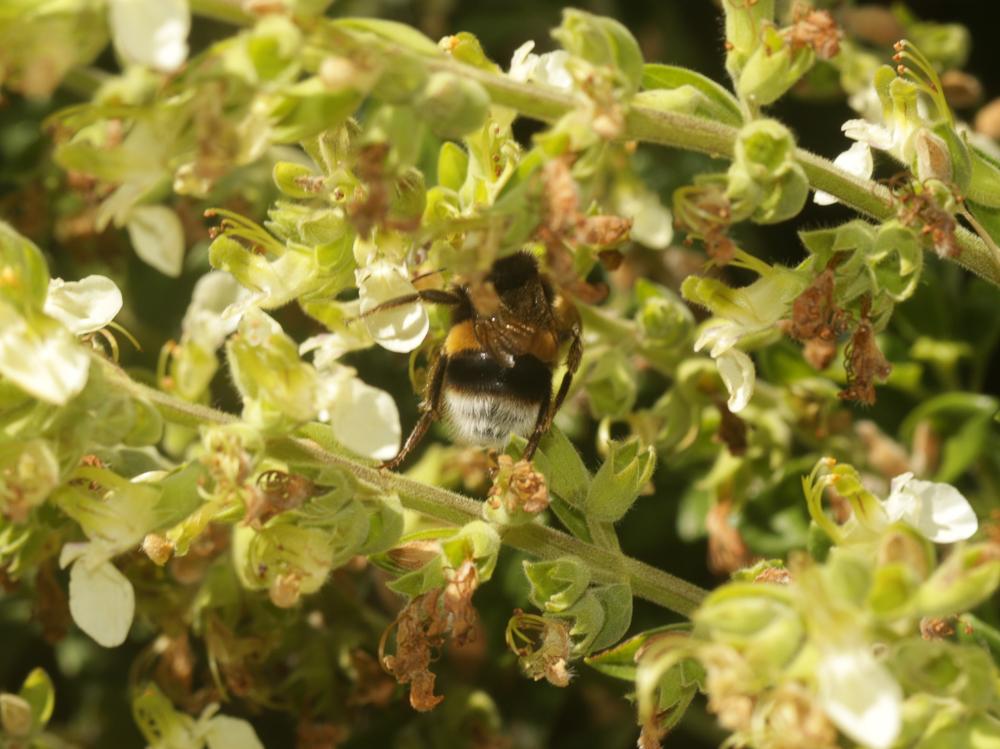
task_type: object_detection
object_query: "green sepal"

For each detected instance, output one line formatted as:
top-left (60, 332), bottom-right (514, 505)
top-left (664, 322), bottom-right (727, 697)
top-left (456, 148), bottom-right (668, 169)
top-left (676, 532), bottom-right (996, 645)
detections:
top-left (552, 9), bottom-right (644, 95)
top-left (584, 623), bottom-right (690, 681)
top-left (518, 427), bottom-right (590, 509)
top-left (441, 520), bottom-right (501, 582)
top-left (523, 556), bottom-right (591, 613)
top-left (387, 555), bottom-right (446, 598)
top-left (268, 79), bottom-right (363, 144)
top-left (437, 141), bottom-right (469, 192)
top-left (640, 63), bottom-right (743, 126)
top-left (915, 543), bottom-right (1000, 618)
top-left (588, 583), bottom-right (633, 652)
top-left (585, 439), bottom-right (656, 522)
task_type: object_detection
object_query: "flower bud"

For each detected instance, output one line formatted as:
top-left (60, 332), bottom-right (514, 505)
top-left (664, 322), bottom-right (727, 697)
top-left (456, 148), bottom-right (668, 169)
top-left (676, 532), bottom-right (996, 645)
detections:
top-left (585, 348), bottom-right (637, 420)
top-left (0, 693), bottom-right (32, 737)
top-left (523, 557), bottom-right (591, 613)
top-left (916, 543), bottom-right (1000, 618)
top-left (737, 29), bottom-right (813, 107)
top-left (416, 73), bottom-right (490, 140)
top-left (272, 161), bottom-right (324, 198)
top-left (694, 585), bottom-right (805, 678)
top-left (585, 439), bottom-right (655, 522)
top-left (722, 0), bottom-right (775, 77)
top-left (551, 9), bottom-right (643, 94)
top-left (727, 119), bottom-right (809, 224)
top-left (268, 78), bottom-right (363, 144)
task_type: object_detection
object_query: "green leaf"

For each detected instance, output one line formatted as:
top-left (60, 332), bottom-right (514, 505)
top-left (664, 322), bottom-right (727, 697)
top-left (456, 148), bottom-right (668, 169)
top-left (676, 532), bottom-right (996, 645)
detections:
top-left (333, 17), bottom-right (442, 56)
top-left (640, 63), bottom-right (742, 126)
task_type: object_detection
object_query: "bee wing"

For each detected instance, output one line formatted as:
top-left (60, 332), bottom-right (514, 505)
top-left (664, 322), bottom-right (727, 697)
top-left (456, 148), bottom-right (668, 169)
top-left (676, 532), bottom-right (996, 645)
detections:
top-left (473, 310), bottom-right (538, 368)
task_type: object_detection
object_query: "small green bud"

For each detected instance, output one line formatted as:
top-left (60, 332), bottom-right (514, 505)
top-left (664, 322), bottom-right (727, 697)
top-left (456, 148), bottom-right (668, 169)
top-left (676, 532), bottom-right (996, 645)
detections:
top-left (585, 348), bottom-right (637, 419)
top-left (722, 0), bottom-right (775, 77)
top-left (272, 161), bottom-right (323, 198)
top-left (727, 119), bottom-right (808, 224)
top-left (585, 439), bottom-right (656, 522)
top-left (416, 73), bottom-right (491, 140)
top-left (551, 9), bottom-right (644, 94)
top-left (890, 638), bottom-right (996, 710)
top-left (694, 583), bottom-right (804, 676)
top-left (916, 543), bottom-right (1000, 618)
top-left (388, 167), bottom-right (427, 228)
top-left (440, 32), bottom-right (497, 71)
top-left (737, 30), bottom-right (814, 107)
top-left (268, 78), bottom-right (363, 144)
top-left (437, 141), bottom-right (469, 192)
top-left (1, 693), bottom-right (33, 738)
top-left (523, 557), bottom-right (591, 613)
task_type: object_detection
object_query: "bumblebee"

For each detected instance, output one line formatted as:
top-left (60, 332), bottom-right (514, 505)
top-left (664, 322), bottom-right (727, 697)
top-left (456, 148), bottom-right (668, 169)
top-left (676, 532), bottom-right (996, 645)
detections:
top-left (363, 251), bottom-right (582, 470)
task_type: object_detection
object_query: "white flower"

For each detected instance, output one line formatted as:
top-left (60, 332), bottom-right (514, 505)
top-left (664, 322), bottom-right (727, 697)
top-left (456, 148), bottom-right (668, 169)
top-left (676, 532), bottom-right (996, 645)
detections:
top-left (509, 41), bottom-right (573, 90)
top-left (881, 472), bottom-right (978, 543)
top-left (181, 271), bottom-right (249, 351)
top-left (44, 276), bottom-right (122, 334)
top-left (126, 205), bottom-right (185, 278)
top-left (817, 647), bottom-right (902, 749)
top-left (302, 336), bottom-right (402, 462)
top-left (356, 261), bottom-right (429, 353)
top-left (108, 0), bottom-right (190, 73)
top-left (615, 185), bottom-right (674, 249)
top-left (61, 544), bottom-right (135, 648)
top-left (0, 302), bottom-right (90, 405)
top-left (694, 322), bottom-right (756, 413)
top-left (814, 141), bottom-right (875, 206)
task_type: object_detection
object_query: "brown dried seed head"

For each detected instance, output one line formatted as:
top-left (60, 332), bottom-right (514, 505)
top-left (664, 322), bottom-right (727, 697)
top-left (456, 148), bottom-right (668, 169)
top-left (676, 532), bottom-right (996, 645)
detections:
top-left (839, 317), bottom-right (892, 406)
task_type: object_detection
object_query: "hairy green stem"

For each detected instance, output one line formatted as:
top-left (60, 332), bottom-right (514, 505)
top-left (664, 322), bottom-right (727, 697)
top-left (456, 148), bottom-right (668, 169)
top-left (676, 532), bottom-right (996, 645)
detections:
top-left (100, 360), bottom-right (706, 616)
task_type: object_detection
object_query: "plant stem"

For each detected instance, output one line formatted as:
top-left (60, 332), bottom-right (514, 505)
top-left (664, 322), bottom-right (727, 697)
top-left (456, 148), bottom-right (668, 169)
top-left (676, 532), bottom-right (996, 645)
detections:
top-left (99, 359), bottom-right (706, 616)
top-left (387, 37), bottom-right (1000, 286)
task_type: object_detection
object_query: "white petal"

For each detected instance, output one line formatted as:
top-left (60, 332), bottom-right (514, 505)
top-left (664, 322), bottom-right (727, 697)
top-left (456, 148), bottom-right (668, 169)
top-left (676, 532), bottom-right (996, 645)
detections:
top-left (509, 41), bottom-right (538, 82)
top-left (0, 302), bottom-right (90, 405)
top-left (108, 0), bottom-right (190, 73)
top-left (884, 474), bottom-right (978, 543)
top-left (535, 51), bottom-right (573, 90)
top-left (356, 261), bottom-right (429, 353)
top-left (68, 558), bottom-right (135, 648)
top-left (842, 119), bottom-right (894, 151)
top-left (329, 377), bottom-right (402, 461)
top-left (817, 648), bottom-right (902, 749)
top-left (716, 348), bottom-right (755, 413)
top-left (203, 715), bottom-right (265, 749)
top-left (126, 205), bottom-right (185, 277)
top-left (815, 143), bottom-right (874, 206)
top-left (44, 276), bottom-right (123, 334)
top-left (618, 187), bottom-right (673, 249)
top-left (181, 271), bottom-right (249, 351)
top-left (694, 320), bottom-right (741, 358)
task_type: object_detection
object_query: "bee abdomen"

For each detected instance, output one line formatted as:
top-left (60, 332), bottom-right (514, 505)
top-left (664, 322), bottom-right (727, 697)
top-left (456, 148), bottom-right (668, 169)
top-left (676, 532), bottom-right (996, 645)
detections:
top-left (442, 351), bottom-right (552, 447)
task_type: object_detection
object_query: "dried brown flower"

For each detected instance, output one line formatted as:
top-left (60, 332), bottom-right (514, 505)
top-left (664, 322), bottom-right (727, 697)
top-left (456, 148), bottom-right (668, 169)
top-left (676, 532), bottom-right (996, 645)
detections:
top-left (706, 499), bottom-right (752, 575)
top-left (348, 649), bottom-right (396, 708)
top-left (714, 400), bottom-right (748, 457)
top-left (785, 5), bottom-right (841, 60)
top-left (919, 616), bottom-right (956, 640)
top-left (381, 589), bottom-right (449, 711)
top-left (487, 455), bottom-right (550, 516)
top-left (536, 157), bottom-right (631, 253)
top-left (244, 470), bottom-right (317, 529)
top-left (32, 561), bottom-right (70, 644)
top-left (753, 566), bottom-right (791, 585)
top-left (755, 682), bottom-right (839, 749)
top-left (673, 182), bottom-right (737, 264)
top-left (891, 177), bottom-right (960, 258)
top-left (444, 560), bottom-right (480, 646)
top-left (855, 420), bottom-right (911, 478)
top-left (839, 310), bottom-right (892, 406)
top-left (783, 268), bottom-right (850, 370)
top-left (505, 610), bottom-right (573, 688)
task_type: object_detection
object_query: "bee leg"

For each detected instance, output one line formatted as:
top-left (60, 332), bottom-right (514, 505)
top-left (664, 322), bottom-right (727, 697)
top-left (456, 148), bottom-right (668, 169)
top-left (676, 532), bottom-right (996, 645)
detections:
top-left (522, 381), bottom-right (554, 462)
top-left (350, 289), bottom-right (463, 324)
top-left (381, 352), bottom-right (447, 471)
top-left (551, 327), bottom-right (583, 416)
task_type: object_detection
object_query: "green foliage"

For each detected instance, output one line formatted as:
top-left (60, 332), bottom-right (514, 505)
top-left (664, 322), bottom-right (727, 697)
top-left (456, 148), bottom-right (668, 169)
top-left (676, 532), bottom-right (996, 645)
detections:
top-left (1, 1), bottom-right (999, 748)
